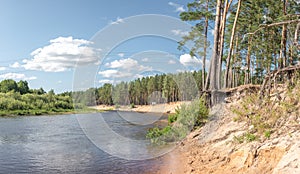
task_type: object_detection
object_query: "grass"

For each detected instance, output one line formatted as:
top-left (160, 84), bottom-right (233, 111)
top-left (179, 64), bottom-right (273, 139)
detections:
top-left (233, 132), bottom-right (257, 144)
top-left (264, 130), bottom-right (271, 139)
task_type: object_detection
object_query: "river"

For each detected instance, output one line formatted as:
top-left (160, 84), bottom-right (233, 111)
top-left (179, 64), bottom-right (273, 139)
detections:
top-left (0, 111), bottom-right (172, 174)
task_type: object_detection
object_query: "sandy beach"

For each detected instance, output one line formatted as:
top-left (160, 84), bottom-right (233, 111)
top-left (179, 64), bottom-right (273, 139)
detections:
top-left (91, 101), bottom-right (191, 114)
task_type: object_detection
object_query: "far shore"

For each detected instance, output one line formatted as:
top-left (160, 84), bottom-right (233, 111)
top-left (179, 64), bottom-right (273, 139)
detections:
top-left (0, 108), bottom-right (101, 117)
top-left (90, 101), bottom-right (191, 114)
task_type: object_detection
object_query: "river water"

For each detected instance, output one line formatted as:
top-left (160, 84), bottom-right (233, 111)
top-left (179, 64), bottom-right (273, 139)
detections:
top-left (0, 111), bottom-right (171, 174)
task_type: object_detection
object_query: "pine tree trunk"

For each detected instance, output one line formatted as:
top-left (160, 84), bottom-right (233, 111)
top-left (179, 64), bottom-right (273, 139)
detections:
top-left (224, 0), bottom-right (242, 88)
top-left (217, 0), bottom-right (232, 89)
top-left (210, 0), bottom-right (222, 105)
top-left (279, 0), bottom-right (288, 69)
top-left (232, 36), bottom-right (239, 87)
top-left (245, 36), bottom-right (252, 84)
top-left (279, 25), bottom-right (287, 68)
top-left (295, 23), bottom-right (300, 44)
top-left (204, 58), bottom-right (211, 91)
top-left (202, 0), bottom-right (209, 91)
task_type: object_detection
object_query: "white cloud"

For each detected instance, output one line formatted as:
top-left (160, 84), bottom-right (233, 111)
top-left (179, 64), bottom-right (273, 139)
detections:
top-left (168, 2), bottom-right (185, 12)
top-left (105, 58), bottom-right (151, 71)
top-left (210, 29), bottom-right (215, 36)
top-left (10, 62), bottom-right (21, 68)
top-left (99, 58), bottom-right (152, 79)
top-left (98, 69), bottom-right (132, 78)
top-left (99, 79), bottom-right (114, 84)
top-left (168, 60), bottom-right (176, 64)
top-left (0, 73), bottom-right (36, 80)
top-left (110, 17), bottom-right (124, 25)
top-left (171, 29), bottom-right (189, 37)
top-left (0, 67), bottom-right (6, 71)
top-left (142, 58), bottom-right (149, 62)
top-left (22, 36), bottom-right (98, 72)
top-left (118, 53), bottom-right (125, 58)
top-left (179, 54), bottom-right (202, 66)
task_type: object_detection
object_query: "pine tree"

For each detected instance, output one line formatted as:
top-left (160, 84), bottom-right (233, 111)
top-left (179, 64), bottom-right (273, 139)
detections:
top-left (179, 0), bottom-right (215, 90)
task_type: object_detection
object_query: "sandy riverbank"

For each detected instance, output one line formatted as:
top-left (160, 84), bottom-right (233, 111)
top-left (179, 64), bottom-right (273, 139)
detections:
top-left (90, 101), bottom-right (191, 114)
top-left (156, 95), bottom-right (300, 173)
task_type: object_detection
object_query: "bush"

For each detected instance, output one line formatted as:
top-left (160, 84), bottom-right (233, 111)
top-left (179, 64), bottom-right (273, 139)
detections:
top-left (147, 97), bottom-right (209, 144)
top-left (130, 103), bottom-right (135, 109)
top-left (233, 132), bottom-right (257, 143)
top-left (231, 81), bottom-right (300, 141)
top-left (168, 113), bottom-right (177, 124)
top-left (0, 89), bottom-right (75, 116)
top-left (245, 132), bottom-right (256, 142)
top-left (264, 130), bottom-right (271, 139)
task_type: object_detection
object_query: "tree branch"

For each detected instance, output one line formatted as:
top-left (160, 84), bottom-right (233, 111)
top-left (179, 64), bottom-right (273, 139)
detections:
top-left (246, 19), bottom-right (300, 36)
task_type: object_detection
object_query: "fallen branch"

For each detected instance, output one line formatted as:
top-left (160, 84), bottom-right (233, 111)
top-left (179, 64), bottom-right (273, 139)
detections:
top-left (259, 65), bottom-right (300, 99)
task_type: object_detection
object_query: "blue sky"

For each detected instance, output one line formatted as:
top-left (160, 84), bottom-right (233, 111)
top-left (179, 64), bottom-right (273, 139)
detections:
top-left (0, 0), bottom-right (210, 93)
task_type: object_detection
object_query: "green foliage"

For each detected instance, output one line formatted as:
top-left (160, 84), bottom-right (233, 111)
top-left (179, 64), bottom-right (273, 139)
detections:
top-left (130, 103), bottom-right (135, 109)
top-left (146, 126), bottom-right (172, 144)
top-left (233, 135), bottom-right (245, 144)
top-left (264, 130), bottom-right (271, 139)
top-left (233, 132), bottom-right (257, 144)
top-left (98, 83), bottom-right (113, 105)
top-left (223, 0), bottom-right (300, 85)
top-left (0, 79), bottom-right (76, 116)
top-left (31, 87), bottom-right (46, 95)
top-left (0, 79), bottom-right (18, 93)
top-left (231, 80), bottom-right (300, 141)
top-left (231, 93), bottom-right (275, 139)
top-left (147, 98), bottom-right (209, 144)
top-left (17, 80), bottom-right (30, 94)
top-left (0, 91), bottom-right (75, 116)
top-left (245, 132), bottom-right (257, 142)
top-left (168, 113), bottom-right (177, 124)
top-left (73, 71), bottom-right (203, 107)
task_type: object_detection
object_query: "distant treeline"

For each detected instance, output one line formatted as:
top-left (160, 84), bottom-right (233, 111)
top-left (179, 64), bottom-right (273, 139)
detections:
top-left (0, 70), bottom-right (204, 115)
top-left (0, 79), bottom-right (75, 116)
top-left (71, 71), bottom-right (204, 106)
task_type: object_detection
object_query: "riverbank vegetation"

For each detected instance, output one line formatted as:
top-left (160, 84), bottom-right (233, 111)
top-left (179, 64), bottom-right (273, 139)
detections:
top-left (231, 77), bottom-right (300, 143)
top-left (0, 79), bottom-right (91, 116)
top-left (146, 98), bottom-right (209, 144)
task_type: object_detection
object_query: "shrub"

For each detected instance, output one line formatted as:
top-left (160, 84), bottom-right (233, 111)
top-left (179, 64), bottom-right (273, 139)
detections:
top-left (245, 132), bottom-right (256, 142)
top-left (231, 91), bottom-right (284, 140)
top-left (130, 103), bottom-right (135, 109)
top-left (264, 130), bottom-right (271, 139)
top-left (233, 132), bottom-right (257, 143)
top-left (0, 88), bottom-right (75, 116)
top-left (168, 113), bottom-right (177, 124)
top-left (233, 135), bottom-right (245, 144)
top-left (147, 97), bottom-right (209, 144)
